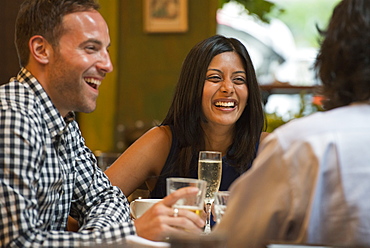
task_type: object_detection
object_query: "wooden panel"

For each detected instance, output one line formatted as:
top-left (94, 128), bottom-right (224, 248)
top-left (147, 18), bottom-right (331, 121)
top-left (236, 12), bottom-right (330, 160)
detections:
top-left (0, 0), bottom-right (24, 84)
top-left (80, 0), bottom-right (219, 152)
top-left (78, 0), bottom-right (120, 152)
top-left (116, 0), bottom-right (218, 129)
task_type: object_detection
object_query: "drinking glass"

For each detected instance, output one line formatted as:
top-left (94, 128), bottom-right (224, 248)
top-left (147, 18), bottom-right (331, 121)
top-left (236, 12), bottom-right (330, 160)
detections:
top-left (198, 151), bottom-right (222, 233)
top-left (214, 191), bottom-right (230, 224)
top-left (166, 177), bottom-right (207, 218)
top-left (129, 198), bottom-right (162, 219)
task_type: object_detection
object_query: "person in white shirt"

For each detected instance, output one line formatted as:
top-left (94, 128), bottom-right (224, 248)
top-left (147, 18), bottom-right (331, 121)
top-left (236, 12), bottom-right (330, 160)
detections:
top-left (213, 0), bottom-right (370, 247)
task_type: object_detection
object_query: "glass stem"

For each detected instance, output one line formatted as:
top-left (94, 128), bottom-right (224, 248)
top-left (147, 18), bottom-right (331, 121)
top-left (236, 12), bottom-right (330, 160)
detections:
top-left (204, 202), bottom-right (212, 234)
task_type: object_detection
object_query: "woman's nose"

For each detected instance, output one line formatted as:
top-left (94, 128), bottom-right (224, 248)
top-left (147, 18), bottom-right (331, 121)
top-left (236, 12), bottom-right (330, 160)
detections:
top-left (220, 79), bottom-right (234, 94)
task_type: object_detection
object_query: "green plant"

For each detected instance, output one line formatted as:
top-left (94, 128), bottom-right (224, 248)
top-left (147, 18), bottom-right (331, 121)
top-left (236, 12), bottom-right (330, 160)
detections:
top-left (265, 112), bottom-right (288, 133)
top-left (265, 92), bottom-right (324, 132)
top-left (219, 0), bottom-right (281, 23)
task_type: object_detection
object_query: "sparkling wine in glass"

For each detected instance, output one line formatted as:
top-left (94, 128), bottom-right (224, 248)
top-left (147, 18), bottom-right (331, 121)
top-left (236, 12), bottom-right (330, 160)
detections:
top-left (198, 151), bottom-right (222, 234)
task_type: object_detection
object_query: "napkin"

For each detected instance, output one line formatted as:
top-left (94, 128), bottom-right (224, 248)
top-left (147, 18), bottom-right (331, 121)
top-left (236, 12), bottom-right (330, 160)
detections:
top-left (125, 235), bottom-right (170, 248)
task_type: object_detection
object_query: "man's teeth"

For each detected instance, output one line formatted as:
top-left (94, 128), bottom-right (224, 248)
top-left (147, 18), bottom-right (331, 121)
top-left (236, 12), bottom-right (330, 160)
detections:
top-left (85, 78), bottom-right (101, 86)
top-left (215, 101), bottom-right (235, 108)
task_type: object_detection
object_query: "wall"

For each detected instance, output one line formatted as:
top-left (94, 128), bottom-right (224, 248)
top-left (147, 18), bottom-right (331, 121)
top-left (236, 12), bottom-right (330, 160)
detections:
top-left (0, 0), bottom-right (218, 152)
top-left (79, 0), bottom-right (218, 152)
top-left (0, 0), bottom-right (24, 85)
top-left (78, 0), bottom-right (120, 153)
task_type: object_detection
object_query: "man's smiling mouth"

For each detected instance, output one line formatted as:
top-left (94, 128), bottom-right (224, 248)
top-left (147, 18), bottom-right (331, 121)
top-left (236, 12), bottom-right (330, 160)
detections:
top-left (85, 78), bottom-right (101, 90)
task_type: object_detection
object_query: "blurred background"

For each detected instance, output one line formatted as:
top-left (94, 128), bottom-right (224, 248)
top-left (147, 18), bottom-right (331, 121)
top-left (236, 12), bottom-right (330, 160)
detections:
top-left (0, 0), bottom-right (340, 157)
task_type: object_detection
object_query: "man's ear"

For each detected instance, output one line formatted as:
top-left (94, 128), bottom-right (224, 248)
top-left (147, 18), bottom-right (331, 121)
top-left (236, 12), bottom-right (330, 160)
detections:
top-left (28, 35), bottom-right (52, 65)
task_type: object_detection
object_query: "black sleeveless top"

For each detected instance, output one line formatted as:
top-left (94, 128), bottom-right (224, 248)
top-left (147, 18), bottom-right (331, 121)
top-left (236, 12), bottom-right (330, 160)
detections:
top-left (149, 125), bottom-right (258, 199)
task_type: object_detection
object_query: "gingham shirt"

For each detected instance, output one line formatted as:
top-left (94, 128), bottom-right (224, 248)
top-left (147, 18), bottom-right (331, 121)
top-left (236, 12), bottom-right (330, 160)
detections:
top-left (0, 68), bottom-right (135, 247)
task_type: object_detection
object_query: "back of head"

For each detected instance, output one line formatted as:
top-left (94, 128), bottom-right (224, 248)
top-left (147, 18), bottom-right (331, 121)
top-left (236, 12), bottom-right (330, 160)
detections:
top-left (315, 0), bottom-right (370, 109)
top-left (15, 0), bottom-right (100, 68)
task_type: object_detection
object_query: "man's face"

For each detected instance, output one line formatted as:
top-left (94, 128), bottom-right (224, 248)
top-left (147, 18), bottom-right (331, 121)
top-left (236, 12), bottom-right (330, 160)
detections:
top-left (47, 10), bottom-right (113, 116)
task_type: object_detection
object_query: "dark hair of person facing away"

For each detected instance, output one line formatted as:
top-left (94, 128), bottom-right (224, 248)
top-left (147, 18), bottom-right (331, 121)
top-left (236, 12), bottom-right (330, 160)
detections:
top-left (162, 35), bottom-right (265, 176)
top-left (15, 0), bottom-right (100, 67)
top-left (315, 0), bottom-right (370, 110)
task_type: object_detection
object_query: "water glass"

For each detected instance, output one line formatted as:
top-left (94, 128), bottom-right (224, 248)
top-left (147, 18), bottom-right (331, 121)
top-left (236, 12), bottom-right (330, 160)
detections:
top-left (214, 191), bottom-right (230, 224)
top-left (166, 177), bottom-right (207, 217)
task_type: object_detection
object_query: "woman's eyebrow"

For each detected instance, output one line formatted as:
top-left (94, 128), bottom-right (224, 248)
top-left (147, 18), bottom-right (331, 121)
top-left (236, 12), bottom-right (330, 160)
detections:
top-left (233, 70), bottom-right (246, 75)
top-left (207, 69), bottom-right (246, 75)
top-left (207, 68), bottom-right (222, 73)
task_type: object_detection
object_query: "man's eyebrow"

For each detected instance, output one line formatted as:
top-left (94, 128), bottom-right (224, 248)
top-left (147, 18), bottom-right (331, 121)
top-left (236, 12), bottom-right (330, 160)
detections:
top-left (80, 39), bottom-right (103, 47)
top-left (79, 39), bottom-right (111, 50)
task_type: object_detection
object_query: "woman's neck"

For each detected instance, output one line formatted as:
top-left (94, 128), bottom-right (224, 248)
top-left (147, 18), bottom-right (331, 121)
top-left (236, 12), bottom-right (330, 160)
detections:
top-left (202, 123), bottom-right (234, 156)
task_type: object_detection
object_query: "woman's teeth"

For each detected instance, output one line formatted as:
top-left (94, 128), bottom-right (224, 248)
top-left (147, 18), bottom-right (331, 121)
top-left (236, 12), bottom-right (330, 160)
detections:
top-left (215, 101), bottom-right (235, 108)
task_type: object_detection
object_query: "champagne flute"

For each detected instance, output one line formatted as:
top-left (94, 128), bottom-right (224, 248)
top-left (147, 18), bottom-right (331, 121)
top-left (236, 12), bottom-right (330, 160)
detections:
top-left (198, 151), bottom-right (222, 234)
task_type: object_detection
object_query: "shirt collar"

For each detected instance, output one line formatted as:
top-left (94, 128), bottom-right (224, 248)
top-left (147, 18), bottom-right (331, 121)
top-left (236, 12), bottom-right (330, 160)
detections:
top-left (16, 68), bottom-right (75, 138)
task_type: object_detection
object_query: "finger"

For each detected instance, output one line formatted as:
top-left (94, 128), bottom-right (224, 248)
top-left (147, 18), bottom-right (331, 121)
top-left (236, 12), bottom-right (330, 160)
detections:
top-left (155, 221), bottom-right (202, 241)
top-left (177, 207), bottom-right (205, 228)
top-left (169, 224), bottom-right (203, 237)
top-left (165, 207), bottom-right (205, 228)
top-left (161, 186), bottom-right (199, 207)
top-left (164, 215), bottom-right (204, 234)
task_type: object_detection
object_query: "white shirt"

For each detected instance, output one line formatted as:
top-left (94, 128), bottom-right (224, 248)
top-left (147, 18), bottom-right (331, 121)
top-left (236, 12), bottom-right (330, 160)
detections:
top-left (214, 103), bottom-right (370, 247)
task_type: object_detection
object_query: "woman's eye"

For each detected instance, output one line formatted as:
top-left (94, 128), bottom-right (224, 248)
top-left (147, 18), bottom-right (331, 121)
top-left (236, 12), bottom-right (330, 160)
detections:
top-left (206, 75), bottom-right (222, 82)
top-left (233, 77), bottom-right (246, 85)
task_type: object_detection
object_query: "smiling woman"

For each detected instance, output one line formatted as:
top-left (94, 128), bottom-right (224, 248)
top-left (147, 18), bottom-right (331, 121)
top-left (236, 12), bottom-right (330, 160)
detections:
top-left (105, 35), bottom-right (268, 207)
top-left (202, 52), bottom-right (248, 128)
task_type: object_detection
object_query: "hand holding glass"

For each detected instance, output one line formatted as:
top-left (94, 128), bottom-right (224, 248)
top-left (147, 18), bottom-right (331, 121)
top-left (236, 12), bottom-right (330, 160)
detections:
top-left (166, 177), bottom-right (207, 217)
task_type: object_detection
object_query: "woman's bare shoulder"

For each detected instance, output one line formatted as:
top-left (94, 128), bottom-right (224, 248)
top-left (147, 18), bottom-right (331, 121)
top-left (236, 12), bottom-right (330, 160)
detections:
top-left (142, 125), bottom-right (172, 143)
top-left (260, 131), bottom-right (270, 142)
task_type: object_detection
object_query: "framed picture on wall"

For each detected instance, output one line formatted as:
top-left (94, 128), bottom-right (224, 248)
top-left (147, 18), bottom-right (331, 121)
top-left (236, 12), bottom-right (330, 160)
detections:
top-left (143, 0), bottom-right (188, 33)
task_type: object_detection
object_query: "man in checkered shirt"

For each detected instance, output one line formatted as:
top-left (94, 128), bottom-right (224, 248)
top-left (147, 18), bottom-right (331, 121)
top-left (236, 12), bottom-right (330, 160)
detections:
top-left (0, 0), bottom-right (205, 247)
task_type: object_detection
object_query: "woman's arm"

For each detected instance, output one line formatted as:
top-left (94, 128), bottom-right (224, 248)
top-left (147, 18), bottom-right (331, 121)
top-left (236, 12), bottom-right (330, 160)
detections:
top-left (105, 125), bottom-right (172, 196)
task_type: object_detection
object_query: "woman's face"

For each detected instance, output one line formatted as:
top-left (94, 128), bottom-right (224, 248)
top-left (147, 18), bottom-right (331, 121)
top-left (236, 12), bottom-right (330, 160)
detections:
top-left (202, 51), bottom-right (248, 128)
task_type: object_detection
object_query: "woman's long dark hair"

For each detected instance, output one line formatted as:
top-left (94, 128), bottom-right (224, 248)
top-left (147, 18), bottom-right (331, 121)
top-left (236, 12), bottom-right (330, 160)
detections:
top-left (162, 35), bottom-right (264, 176)
top-left (315, 0), bottom-right (370, 110)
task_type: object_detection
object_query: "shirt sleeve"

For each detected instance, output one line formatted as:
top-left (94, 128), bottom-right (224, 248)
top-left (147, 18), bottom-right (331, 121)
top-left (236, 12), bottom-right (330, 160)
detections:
top-left (213, 131), bottom-right (316, 247)
top-left (69, 135), bottom-right (135, 233)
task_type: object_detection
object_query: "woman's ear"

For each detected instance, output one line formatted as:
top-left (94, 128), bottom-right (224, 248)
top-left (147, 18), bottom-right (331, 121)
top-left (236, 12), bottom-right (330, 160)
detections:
top-left (28, 35), bottom-right (52, 65)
